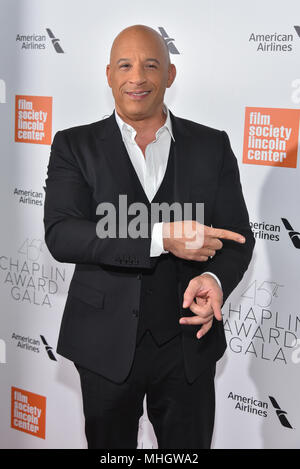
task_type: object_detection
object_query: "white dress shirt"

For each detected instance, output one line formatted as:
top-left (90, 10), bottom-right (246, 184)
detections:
top-left (114, 106), bottom-right (222, 290)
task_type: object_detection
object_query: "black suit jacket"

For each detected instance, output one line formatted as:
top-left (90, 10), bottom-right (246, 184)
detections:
top-left (43, 110), bottom-right (255, 383)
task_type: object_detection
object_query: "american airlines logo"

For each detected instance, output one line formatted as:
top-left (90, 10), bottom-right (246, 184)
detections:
top-left (269, 396), bottom-right (293, 429)
top-left (11, 332), bottom-right (57, 361)
top-left (45, 28), bottom-right (64, 53)
top-left (281, 218), bottom-right (300, 249)
top-left (15, 28), bottom-right (64, 53)
top-left (294, 26), bottom-right (300, 39)
top-left (40, 335), bottom-right (57, 361)
top-left (158, 27), bottom-right (180, 54)
top-left (0, 79), bottom-right (6, 103)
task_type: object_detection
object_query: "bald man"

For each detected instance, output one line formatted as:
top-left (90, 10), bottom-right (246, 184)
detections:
top-left (44, 25), bottom-right (255, 449)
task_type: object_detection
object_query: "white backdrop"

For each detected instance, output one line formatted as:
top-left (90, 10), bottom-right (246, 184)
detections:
top-left (0, 0), bottom-right (299, 449)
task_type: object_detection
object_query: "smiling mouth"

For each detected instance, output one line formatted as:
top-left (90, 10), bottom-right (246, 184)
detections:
top-left (126, 91), bottom-right (151, 99)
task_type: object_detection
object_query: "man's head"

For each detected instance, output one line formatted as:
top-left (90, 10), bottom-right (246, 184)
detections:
top-left (106, 25), bottom-right (176, 122)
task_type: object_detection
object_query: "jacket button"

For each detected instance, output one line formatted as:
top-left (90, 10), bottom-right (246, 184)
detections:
top-left (132, 309), bottom-right (139, 317)
top-left (137, 274), bottom-right (142, 280)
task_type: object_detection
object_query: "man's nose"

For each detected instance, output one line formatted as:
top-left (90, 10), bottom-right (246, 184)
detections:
top-left (128, 65), bottom-right (146, 86)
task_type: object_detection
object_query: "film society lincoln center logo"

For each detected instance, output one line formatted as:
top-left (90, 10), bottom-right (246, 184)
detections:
top-left (15, 95), bottom-right (52, 145)
top-left (243, 107), bottom-right (300, 168)
top-left (11, 387), bottom-right (46, 439)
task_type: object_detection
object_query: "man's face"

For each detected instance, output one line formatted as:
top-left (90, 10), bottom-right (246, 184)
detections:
top-left (106, 30), bottom-right (176, 121)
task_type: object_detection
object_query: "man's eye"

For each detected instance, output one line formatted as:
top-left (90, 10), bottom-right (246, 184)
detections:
top-left (120, 64), bottom-right (130, 69)
top-left (147, 64), bottom-right (157, 68)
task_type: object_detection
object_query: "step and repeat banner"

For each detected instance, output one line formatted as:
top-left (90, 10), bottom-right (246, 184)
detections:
top-left (0, 0), bottom-right (299, 449)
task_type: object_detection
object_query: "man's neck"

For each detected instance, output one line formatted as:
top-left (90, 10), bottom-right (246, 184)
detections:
top-left (115, 105), bottom-right (167, 140)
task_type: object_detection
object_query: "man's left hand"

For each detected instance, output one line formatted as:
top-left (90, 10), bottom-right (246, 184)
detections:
top-left (180, 274), bottom-right (223, 339)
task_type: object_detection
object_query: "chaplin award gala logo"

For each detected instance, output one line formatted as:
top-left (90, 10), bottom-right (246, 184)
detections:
top-left (243, 107), bottom-right (300, 168)
top-left (15, 95), bottom-right (52, 145)
top-left (223, 281), bottom-right (300, 365)
top-left (0, 238), bottom-right (67, 307)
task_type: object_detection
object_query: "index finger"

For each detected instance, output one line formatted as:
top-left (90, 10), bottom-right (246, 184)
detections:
top-left (209, 227), bottom-right (245, 244)
top-left (211, 298), bottom-right (223, 321)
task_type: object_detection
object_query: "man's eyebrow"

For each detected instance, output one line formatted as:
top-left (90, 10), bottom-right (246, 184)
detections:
top-left (117, 58), bottom-right (130, 64)
top-left (145, 58), bottom-right (160, 64)
top-left (116, 58), bottom-right (160, 65)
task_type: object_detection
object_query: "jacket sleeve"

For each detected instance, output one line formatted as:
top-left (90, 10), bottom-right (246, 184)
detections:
top-left (202, 131), bottom-right (255, 303)
top-left (43, 130), bottom-right (156, 269)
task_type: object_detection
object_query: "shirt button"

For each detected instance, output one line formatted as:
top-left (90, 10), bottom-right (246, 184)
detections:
top-left (137, 274), bottom-right (142, 280)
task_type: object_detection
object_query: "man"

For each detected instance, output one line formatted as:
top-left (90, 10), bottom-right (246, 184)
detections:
top-left (44, 25), bottom-right (255, 449)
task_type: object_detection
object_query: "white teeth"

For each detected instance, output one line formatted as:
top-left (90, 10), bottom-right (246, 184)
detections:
top-left (131, 92), bottom-right (149, 96)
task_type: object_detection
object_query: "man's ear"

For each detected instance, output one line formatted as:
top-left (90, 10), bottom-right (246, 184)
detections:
top-left (106, 64), bottom-right (112, 88)
top-left (167, 64), bottom-right (176, 88)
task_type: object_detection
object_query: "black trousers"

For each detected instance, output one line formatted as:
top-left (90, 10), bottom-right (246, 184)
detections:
top-left (74, 330), bottom-right (216, 449)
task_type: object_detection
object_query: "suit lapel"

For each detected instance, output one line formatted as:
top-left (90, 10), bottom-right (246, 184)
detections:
top-left (169, 110), bottom-right (193, 204)
top-left (94, 112), bottom-right (149, 204)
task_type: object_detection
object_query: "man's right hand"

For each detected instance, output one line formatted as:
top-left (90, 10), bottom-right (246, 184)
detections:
top-left (162, 221), bottom-right (245, 262)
